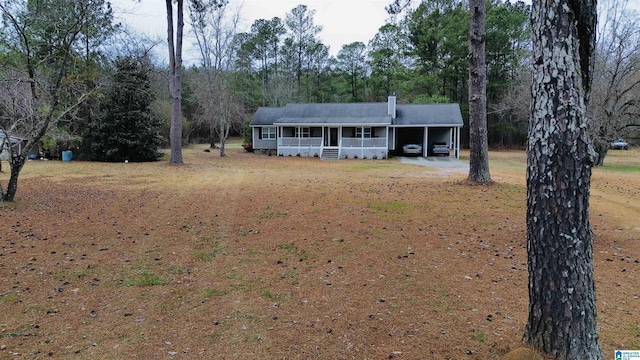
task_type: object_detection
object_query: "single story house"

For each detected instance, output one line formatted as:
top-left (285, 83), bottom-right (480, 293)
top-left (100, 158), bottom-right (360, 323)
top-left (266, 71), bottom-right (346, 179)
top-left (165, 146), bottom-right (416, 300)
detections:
top-left (249, 96), bottom-right (463, 160)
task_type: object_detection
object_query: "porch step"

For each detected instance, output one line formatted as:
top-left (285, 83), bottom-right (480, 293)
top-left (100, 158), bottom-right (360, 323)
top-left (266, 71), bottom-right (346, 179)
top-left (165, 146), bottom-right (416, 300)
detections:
top-left (321, 148), bottom-right (339, 160)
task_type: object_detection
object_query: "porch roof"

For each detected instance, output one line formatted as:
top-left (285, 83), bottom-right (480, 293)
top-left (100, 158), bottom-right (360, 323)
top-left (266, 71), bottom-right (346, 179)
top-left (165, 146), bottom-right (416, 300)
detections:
top-left (281, 102), bottom-right (388, 118)
top-left (274, 116), bottom-right (391, 126)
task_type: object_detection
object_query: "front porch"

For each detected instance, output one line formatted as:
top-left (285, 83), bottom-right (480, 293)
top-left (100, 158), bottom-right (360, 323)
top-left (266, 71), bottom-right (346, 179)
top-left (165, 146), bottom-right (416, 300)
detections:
top-left (276, 126), bottom-right (389, 159)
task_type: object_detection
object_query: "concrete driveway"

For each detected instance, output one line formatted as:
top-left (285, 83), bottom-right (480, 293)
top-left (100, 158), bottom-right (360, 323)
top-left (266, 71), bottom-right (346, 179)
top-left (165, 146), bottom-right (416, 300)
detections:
top-left (398, 156), bottom-right (469, 172)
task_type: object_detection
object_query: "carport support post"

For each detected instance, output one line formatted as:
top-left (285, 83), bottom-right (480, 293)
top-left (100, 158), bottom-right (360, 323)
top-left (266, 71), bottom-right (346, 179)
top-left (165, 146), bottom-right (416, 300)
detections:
top-left (456, 127), bottom-right (461, 159)
top-left (424, 127), bottom-right (429, 157)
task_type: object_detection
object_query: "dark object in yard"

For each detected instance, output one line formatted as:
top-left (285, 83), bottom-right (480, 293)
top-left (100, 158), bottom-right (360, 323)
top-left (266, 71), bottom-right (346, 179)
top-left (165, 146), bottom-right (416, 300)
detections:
top-left (242, 143), bottom-right (254, 152)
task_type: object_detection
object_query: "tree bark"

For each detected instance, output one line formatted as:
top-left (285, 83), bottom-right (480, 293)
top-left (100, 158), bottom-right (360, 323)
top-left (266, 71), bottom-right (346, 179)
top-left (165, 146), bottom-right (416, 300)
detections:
top-left (468, 0), bottom-right (491, 183)
top-left (3, 154), bottom-right (27, 202)
top-left (0, 138), bottom-right (4, 173)
top-left (219, 130), bottom-right (226, 157)
top-left (524, 0), bottom-right (602, 358)
top-left (593, 137), bottom-right (608, 166)
top-left (166, 0), bottom-right (184, 164)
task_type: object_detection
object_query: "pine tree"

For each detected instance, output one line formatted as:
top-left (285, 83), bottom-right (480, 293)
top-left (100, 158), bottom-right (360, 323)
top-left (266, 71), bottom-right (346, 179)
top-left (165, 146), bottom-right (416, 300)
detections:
top-left (524, 0), bottom-right (602, 357)
top-left (88, 57), bottom-right (162, 162)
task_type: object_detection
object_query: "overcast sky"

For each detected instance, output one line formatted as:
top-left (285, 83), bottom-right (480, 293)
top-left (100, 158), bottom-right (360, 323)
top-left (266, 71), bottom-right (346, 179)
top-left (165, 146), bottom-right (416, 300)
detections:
top-left (108, 0), bottom-right (640, 65)
top-left (109, 0), bottom-right (393, 64)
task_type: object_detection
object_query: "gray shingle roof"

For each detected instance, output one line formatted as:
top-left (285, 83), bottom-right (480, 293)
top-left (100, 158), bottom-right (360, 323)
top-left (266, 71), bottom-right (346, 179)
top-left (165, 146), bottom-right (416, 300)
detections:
top-left (250, 102), bottom-right (463, 127)
top-left (275, 117), bottom-right (391, 125)
top-left (251, 107), bottom-right (286, 126)
top-left (395, 104), bottom-right (464, 126)
top-left (282, 103), bottom-right (388, 118)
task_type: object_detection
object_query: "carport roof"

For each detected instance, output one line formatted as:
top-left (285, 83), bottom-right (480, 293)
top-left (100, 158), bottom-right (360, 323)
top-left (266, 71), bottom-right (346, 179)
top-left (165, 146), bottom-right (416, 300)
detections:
top-left (395, 104), bottom-right (463, 126)
top-left (250, 102), bottom-right (463, 127)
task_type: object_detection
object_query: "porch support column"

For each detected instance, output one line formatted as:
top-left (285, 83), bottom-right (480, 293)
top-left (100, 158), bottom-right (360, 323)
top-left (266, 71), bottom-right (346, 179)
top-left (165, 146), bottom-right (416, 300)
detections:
top-left (390, 127), bottom-right (395, 153)
top-left (321, 127), bottom-right (325, 157)
top-left (277, 126), bottom-right (281, 156)
top-left (361, 126), bottom-right (364, 159)
top-left (385, 126), bottom-right (389, 158)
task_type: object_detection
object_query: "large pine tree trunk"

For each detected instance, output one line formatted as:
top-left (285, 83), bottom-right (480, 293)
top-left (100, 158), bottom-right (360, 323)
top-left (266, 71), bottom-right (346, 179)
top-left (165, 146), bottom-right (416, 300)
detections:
top-left (166, 0), bottom-right (184, 164)
top-left (524, 0), bottom-right (602, 358)
top-left (468, 0), bottom-right (491, 183)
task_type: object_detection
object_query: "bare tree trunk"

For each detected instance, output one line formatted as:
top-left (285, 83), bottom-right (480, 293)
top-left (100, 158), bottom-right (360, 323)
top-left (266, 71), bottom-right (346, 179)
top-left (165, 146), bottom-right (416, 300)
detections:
top-left (218, 92), bottom-right (227, 157)
top-left (166, 0), bottom-right (184, 164)
top-left (468, 0), bottom-right (491, 184)
top-left (3, 155), bottom-right (26, 202)
top-left (0, 138), bottom-right (4, 173)
top-left (593, 137), bottom-right (608, 166)
top-left (524, 0), bottom-right (602, 358)
top-left (219, 121), bottom-right (226, 157)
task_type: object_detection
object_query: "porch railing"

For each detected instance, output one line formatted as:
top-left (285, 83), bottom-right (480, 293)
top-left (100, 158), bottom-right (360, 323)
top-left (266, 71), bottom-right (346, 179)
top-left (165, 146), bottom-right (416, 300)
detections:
top-left (278, 137), bottom-right (323, 147)
top-left (278, 137), bottom-right (387, 148)
top-left (341, 138), bottom-right (387, 147)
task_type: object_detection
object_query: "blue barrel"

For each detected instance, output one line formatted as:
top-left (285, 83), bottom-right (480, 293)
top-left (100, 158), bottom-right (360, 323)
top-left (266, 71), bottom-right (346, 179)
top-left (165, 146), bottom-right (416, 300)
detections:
top-left (61, 151), bottom-right (73, 162)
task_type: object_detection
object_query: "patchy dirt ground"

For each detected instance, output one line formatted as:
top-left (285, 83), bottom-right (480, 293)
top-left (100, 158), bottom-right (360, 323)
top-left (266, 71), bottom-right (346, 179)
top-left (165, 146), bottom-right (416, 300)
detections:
top-left (1, 144), bottom-right (638, 359)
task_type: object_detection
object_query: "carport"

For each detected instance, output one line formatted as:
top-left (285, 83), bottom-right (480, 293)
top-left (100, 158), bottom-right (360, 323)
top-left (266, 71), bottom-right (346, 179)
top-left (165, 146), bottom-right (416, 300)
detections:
top-left (391, 125), bottom-right (461, 158)
top-left (394, 127), bottom-right (425, 156)
top-left (391, 104), bottom-right (463, 158)
top-left (426, 127), bottom-right (455, 156)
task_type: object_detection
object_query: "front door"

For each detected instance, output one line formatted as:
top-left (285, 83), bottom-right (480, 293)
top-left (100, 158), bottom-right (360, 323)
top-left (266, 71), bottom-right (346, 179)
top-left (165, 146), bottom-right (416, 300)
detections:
top-left (324, 127), bottom-right (339, 147)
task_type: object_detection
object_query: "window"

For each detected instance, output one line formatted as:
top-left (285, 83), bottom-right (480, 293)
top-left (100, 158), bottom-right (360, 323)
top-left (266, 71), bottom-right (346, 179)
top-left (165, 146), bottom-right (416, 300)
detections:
top-left (356, 127), bottom-right (371, 138)
top-left (295, 127), bottom-right (310, 138)
top-left (261, 127), bottom-right (276, 139)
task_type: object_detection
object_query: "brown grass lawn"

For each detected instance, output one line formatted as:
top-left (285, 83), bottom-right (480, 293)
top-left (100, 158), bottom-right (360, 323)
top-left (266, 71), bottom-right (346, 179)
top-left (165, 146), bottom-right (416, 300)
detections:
top-left (1, 143), bottom-right (638, 359)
